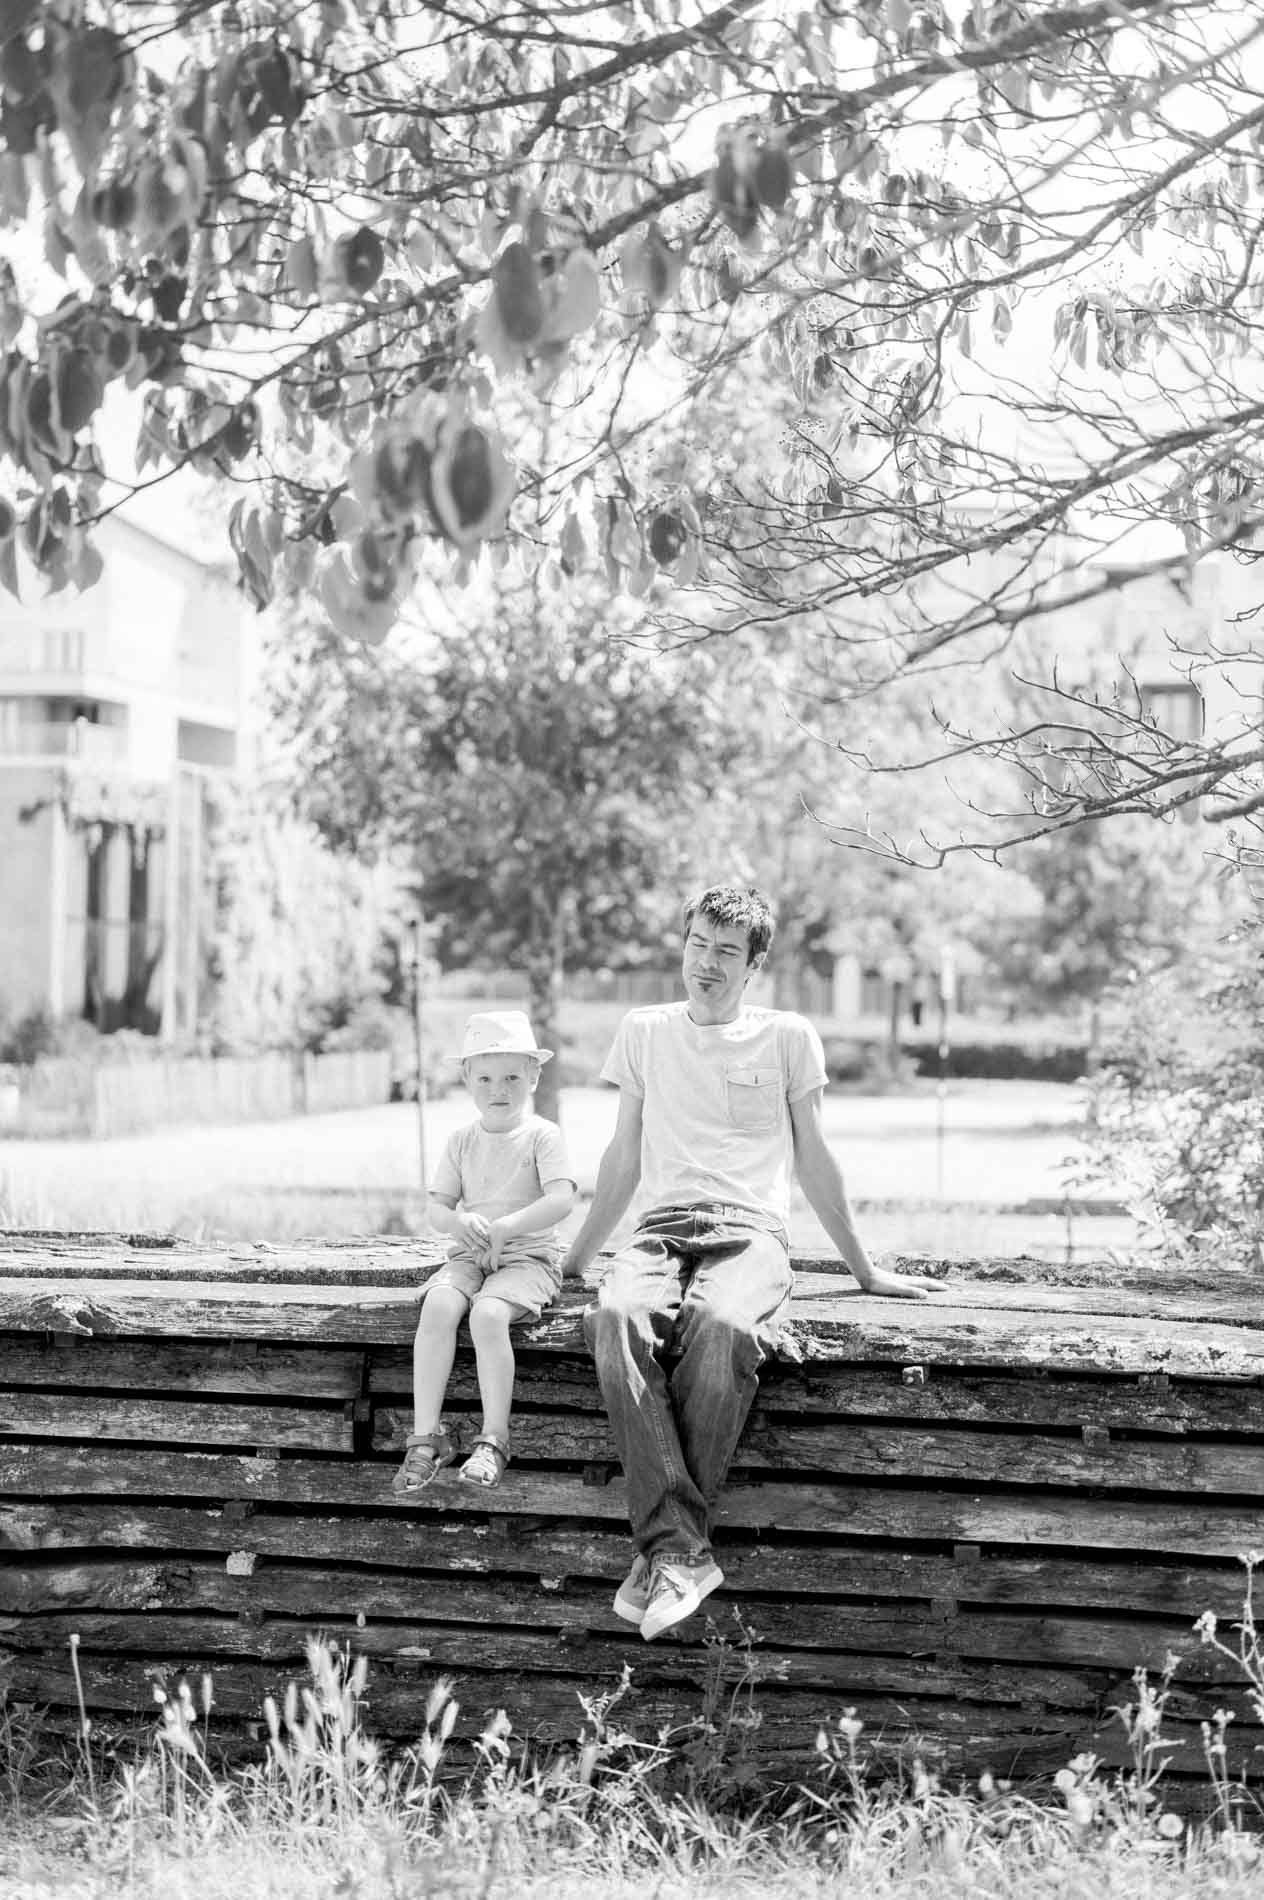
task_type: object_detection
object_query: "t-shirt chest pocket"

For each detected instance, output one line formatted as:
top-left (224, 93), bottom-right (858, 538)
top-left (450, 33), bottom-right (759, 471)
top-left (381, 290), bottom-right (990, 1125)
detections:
top-left (724, 1065), bottom-right (781, 1131)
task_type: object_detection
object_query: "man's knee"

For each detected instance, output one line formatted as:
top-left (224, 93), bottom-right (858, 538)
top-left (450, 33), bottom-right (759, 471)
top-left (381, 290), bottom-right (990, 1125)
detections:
top-left (676, 1299), bottom-right (766, 1369)
top-left (583, 1283), bottom-right (649, 1348)
top-left (582, 1265), bottom-right (670, 1359)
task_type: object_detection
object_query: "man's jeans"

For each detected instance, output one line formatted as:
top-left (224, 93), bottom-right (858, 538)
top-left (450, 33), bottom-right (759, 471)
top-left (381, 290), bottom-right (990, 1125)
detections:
top-left (582, 1203), bottom-right (793, 1564)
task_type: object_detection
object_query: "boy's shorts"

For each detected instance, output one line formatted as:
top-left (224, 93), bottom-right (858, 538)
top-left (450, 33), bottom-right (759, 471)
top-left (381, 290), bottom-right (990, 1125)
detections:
top-left (424, 1245), bottom-right (561, 1319)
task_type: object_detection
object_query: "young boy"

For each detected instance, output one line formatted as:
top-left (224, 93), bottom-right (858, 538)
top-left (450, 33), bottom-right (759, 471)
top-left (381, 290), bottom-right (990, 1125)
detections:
top-left (393, 1010), bottom-right (576, 1493)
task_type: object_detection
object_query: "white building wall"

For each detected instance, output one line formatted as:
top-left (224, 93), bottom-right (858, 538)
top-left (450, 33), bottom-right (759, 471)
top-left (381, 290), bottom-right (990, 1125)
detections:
top-left (0, 512), bottom-right (253, 1033)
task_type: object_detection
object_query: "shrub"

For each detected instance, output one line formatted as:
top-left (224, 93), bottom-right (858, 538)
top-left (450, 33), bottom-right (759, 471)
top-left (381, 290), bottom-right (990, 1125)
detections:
top-left (0, 1007), bottom-right (61, 1066)
top-left (904, 1036), bottom-right (1089, 1084)
top-left (821, 1036), bottom-right (918, 1090)
top-left (316, 996), bottom-right (400, 1056)
top-left (822, 1030), bottom-right (1088, 1087)
top-left (1079, 919), bottom-right (1264, 1267)
top-left (0, 1008), bottom-right (117, 1067)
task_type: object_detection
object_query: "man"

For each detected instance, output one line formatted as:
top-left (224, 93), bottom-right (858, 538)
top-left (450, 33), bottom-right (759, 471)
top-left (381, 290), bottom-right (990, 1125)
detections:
top-left (563, 884), bottom-right (941, 1643)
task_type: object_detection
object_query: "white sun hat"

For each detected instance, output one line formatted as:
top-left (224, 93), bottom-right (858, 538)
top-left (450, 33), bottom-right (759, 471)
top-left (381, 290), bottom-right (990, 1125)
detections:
top-left (448, 1009), bottom-right (554, 1063)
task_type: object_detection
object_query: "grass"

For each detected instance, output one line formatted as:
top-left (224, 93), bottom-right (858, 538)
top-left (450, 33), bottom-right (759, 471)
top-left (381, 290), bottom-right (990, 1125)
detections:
top-left (5, 1617), bottom-right (1264, 1900)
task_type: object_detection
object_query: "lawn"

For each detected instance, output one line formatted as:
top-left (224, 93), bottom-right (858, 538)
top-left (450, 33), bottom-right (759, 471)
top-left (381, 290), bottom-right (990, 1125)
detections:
top-left (0, 1079), bottom-right (1133, 1263)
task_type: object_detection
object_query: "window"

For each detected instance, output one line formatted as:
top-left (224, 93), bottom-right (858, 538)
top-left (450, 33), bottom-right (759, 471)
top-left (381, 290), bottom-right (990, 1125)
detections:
top-left (1138, 681), bottom-right (1205, 822)
top-left (1139, 680), bottom-right (1204, 742)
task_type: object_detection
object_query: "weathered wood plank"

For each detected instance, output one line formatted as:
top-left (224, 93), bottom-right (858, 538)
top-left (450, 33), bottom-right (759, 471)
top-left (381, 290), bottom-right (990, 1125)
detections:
top-left (3, 1508), bottom-right (1248, 1621)
top-left (0, 1231), bottom-right (439, 1285)
top-left (0, 1280), bottom-right (423, 1344)
top-left (3, 1443), bottom-right (1263, 1557)
top-left (6, 1275), bottom-right (1264, 1377)
top-left (0, 1612), bottom-right (1111, 1711)
top-left (372, 1404), bottom-right (1264, 1496)
top-left (374, 1351), bottom-right (1264, 1437)
top-left (0, 1649), bottom-right (1109, 1761)
top-left (6, 1657), bottom-right (1239, 1791)
top-left (0, 1392), bottom-right (353, 1454)
top-left (0, 1567), bottom-right (1233, 1688)
top-left (780, 1303), bottom-right (1264, 1379)
top-left (8, 1232), bottom-right (1264, 1321)
top-left (0, 1334), bottom-right (364, 1400)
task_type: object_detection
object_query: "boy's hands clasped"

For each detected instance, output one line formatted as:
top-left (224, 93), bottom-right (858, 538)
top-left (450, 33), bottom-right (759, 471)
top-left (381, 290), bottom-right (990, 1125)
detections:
top-left (455, 1211), bottom-right (513, 1272)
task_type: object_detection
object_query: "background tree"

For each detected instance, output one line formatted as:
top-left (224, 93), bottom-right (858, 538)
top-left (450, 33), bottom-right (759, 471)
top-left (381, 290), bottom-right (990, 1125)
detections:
top-left (269, 574), bottom-right (739, 1120)
top-left (988, 814), bottom-right (1232, 1029)
top-left (202, 779), bottom-right (401, 1057)
top-left (687, 632), bottom-right (1015, 1004)
top-left (4, 0), bottom-right (1264, 852)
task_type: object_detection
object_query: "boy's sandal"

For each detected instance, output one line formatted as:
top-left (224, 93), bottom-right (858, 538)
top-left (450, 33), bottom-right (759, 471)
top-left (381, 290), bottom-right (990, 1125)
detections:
top-left (458, 1434), bottom-right (511, 1488)
top-left (392, 1430), bottom-right (457, 1495)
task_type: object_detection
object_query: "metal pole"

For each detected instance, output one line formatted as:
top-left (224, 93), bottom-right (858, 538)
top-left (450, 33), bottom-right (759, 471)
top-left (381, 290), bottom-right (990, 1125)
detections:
top-left (935, 946), bottom-right (955, 1203)
top-left (411, 913), bottom-right (429, 1223)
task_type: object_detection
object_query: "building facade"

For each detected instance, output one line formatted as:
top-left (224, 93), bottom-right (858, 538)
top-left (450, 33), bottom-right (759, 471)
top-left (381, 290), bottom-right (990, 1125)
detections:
top-left (0, 513), bottom-right (251, 1040)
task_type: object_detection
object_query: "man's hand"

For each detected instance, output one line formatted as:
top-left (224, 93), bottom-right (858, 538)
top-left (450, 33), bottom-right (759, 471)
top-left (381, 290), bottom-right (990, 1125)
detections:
top-left (855, 1262), bottom-right (944, 1300)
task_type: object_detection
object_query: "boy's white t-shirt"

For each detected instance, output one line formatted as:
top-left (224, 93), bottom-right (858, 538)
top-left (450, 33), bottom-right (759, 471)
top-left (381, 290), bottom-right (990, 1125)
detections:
top-left (600, 1002), bottom-right (828, 1227)
top-left (432, 1114), bottom-right (574, 1249)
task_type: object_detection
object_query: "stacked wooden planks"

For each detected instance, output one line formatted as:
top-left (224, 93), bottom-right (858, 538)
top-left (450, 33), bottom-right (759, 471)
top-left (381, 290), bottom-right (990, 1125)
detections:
top-left (3, 1229), bottom-right (1264, 1809)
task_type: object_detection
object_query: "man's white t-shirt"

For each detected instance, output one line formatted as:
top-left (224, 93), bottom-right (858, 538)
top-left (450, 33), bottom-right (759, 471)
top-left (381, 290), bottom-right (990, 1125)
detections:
top-left (600, 1002), bottom-right (828, 1228)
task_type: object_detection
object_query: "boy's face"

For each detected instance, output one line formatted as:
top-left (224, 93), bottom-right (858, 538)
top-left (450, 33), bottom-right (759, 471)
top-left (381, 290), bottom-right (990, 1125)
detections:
top-left (463, 1052), bottom-right (539, 1130)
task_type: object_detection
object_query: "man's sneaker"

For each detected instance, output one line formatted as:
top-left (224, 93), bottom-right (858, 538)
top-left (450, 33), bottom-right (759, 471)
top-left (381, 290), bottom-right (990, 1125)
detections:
top-left (640, 1557), bottom-right (723, 1642)
top-left (613, 1552), bottom-right (653, 1626)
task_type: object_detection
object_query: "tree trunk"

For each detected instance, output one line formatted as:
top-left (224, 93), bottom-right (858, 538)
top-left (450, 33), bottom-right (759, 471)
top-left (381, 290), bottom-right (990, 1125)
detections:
top-left (526, 958), bottom-right (562, 1126)
top-left (523, 899), bottom-right (569, 1127)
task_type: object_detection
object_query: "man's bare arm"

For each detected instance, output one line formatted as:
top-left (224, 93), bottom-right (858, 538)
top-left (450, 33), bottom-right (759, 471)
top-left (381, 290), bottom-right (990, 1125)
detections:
top-left (560, 1089), bottom-right (643, 1278)
top-left (790, 1091), bottom-right (942, 1299)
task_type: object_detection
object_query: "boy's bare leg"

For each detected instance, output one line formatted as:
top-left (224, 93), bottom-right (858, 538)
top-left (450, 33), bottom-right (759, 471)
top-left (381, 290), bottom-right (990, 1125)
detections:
top-left (412, 1285), bottom-right (470, 1434)
top-left (467, 1295), bottom-right (520, 1443)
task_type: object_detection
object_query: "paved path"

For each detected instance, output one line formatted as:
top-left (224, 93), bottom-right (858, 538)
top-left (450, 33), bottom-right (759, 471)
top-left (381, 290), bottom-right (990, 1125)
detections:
top-left (0, 1080), bottom-right (1135, 1261)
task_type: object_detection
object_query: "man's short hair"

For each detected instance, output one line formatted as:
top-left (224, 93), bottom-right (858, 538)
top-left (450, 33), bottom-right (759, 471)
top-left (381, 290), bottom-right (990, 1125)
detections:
top-left (682, 885), bottom-right (776, 964)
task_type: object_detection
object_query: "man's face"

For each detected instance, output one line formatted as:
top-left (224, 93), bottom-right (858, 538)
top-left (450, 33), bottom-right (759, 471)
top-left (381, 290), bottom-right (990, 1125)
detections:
top-left (463, 1053), bottom-right (538, 1129)
top-left (682, 915), bottom-right (761, 1024)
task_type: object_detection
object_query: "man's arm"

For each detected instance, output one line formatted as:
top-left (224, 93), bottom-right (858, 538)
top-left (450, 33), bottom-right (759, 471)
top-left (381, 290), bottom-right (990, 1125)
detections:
top-left (560, 1088), bottom-right (643, 1278)
top-left (789, 1090), bottom-right (942, 1299)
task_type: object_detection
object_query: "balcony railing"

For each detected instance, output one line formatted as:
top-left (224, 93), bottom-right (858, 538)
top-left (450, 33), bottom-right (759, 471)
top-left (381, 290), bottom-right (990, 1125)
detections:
top-left (0, 623), bottom-right (241, 721)
top-left (0, 625), bottom-right (86, 676)
top-left (0, 719), bottom-right (127, 762)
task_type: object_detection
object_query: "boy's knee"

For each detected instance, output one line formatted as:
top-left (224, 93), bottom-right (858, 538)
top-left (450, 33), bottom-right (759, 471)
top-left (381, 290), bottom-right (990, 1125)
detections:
top-left (469, 1296), bottom-right (515, 1338)
top-left (417, 1285), bottom-right (467, 1331)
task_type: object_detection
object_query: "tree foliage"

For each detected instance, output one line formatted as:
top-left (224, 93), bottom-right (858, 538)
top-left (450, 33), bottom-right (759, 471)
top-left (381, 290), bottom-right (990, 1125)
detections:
top-left (685, 638), bottom-right (1015, 994)
top-left (268, 575), bottom-right (737, 1115)
top-left (4, 0), bottom-right (1264, 843)
top-left (1081, 912), bottom-right (1264, 1268)
top-left (202, 778), bottom-right (399, 1056)
top-left (988, 812), bottom-right (1230, 1010)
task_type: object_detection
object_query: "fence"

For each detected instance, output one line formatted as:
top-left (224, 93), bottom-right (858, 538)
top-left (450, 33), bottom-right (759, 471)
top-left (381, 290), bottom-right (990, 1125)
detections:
top-left (0, 1049), bottom-right (392, 1138)
top-left (431, 967), bottom-right (836, 1013)
top-left (430, 969), bottom-right (683, 1006)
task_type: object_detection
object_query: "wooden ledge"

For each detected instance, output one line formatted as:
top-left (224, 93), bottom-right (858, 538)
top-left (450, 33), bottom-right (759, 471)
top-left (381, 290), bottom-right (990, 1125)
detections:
top-left (3, 1232), bottom-right (1264, 1377)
